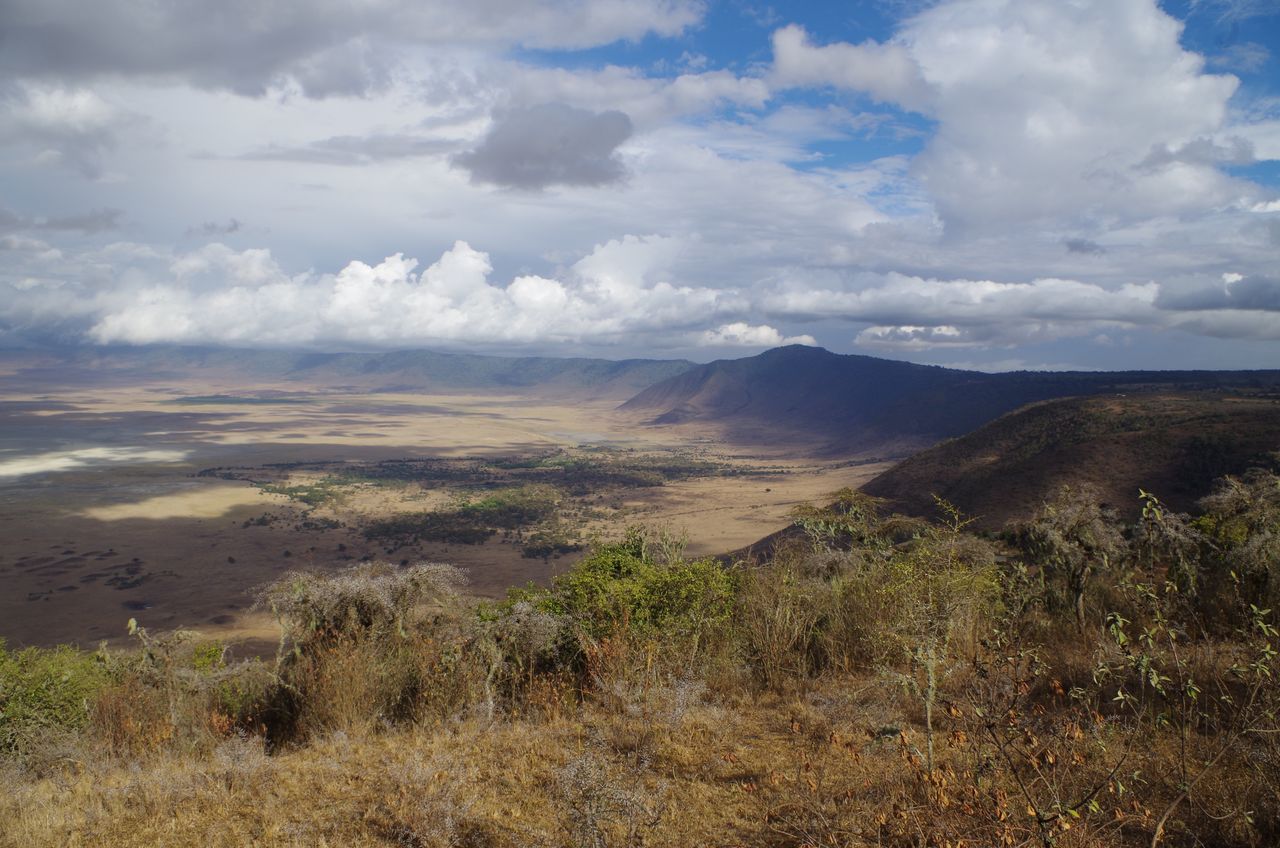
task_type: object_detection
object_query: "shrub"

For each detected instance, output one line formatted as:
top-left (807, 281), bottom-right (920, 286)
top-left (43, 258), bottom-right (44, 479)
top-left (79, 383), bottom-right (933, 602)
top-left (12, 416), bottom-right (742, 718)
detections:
top-left (536, 529), bottom-right (736, 654)
top-left (735, 552), bottom-right (829, 691)
top-left (259, 561), bottom-right (466, 645)
top-left (1011, 484), bottom-right (1127, 632)
top-left (258, 562), bottom-right (478, 739)
top-left (0, 640), bottom-right (108, 759)
top-left (1197, 468), bottom-right (1280, 617)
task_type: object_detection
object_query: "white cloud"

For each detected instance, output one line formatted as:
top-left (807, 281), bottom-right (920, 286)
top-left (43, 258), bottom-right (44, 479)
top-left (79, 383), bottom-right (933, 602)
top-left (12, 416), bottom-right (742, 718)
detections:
top-left (699, 322), bottom-right (816, 347)
top-left (500, 65), bottom-right (770, 129)
top-left (81, 237), bottom-right (744, 348)
top-left (770, 24), bottom-right (932, 112)
top-left (0, 83), bottom-right (135, 177)
top-left (769, 0), bottom-right (1266, 236)
top-left (1, 0), bottom-right (1278, 368)
top-left (759, 271), bottom-right (1167, 350)
top-left (0, 0), bottom-right (706, 96)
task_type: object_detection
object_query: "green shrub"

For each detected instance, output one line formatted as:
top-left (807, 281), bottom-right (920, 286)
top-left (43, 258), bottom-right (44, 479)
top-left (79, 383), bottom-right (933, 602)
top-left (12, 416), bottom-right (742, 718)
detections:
top-left (0, 640), bottom-right (108, 758)
top-left (537, 530), bottom-right (736, 647)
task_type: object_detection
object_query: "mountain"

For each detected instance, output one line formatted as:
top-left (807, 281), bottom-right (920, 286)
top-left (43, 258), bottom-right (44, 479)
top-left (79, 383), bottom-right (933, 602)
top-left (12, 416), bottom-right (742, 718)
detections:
top-left (0, 345), bottom-right (695, 400)
top-left (620, 345), bottom-right (1280, 455)
top-left (860, 393), bottom-right (1280, 529)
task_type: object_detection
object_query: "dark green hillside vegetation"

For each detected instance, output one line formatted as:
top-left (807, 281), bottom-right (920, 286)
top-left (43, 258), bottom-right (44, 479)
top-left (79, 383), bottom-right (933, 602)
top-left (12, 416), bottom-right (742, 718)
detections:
top-left (862, 393), bottom-right (1280, 528)
top-left (4, 468), bottom-right (1280, 847)
top-left (364, 485), bottom-right (562, 546)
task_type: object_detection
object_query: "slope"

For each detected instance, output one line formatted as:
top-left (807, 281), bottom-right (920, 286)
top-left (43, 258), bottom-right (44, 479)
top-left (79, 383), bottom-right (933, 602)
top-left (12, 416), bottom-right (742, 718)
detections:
top-left (860, 393), bottom-right (1280, 529)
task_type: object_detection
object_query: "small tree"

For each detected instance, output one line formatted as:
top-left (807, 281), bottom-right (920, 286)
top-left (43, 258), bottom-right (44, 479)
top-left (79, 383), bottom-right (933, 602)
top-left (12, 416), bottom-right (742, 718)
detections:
top-left (1014, 485), bottom-right (1127, 633)
top-left (1134, 489), bottom-right (1206, 599)
top-left (880, 498), bottom-right (998, 774)
top-left (1197, 468), bottom-right (1280, 618)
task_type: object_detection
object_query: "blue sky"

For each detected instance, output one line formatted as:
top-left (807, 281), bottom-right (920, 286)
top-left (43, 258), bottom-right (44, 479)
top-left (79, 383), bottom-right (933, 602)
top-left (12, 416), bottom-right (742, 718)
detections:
top-left (1, 0), bottom-right (1279, 370)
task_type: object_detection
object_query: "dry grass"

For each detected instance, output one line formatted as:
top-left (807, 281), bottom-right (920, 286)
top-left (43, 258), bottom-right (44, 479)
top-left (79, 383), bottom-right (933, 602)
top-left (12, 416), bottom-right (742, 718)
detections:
top-left (5, 665), bottom-right (1274, 848)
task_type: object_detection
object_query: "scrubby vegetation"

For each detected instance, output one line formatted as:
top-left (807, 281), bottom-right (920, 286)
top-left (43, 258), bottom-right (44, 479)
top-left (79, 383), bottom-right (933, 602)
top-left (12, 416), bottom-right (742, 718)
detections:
top-left (364, 485), bottom-right (563, 548)
top-left (3, 467), bottom-right (1280, 847)
top-left (205, 447), bottom-right (745, 559)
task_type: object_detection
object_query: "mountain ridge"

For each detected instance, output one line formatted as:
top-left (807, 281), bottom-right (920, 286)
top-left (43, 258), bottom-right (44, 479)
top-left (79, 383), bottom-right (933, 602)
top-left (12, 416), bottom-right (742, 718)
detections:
top-left (0, 344), bottom-right (697, 400)
top-left (620, 345), bottom-right (1280, 455)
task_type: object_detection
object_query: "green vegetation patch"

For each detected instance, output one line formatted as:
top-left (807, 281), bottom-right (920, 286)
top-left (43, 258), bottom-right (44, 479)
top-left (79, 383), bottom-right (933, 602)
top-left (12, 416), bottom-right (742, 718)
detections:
top-left (257, 479), bottom-right (344, 508)
top-left (494, 449), bottom-right (730, 494)
top-left (0, 640), bottom-right (109, 757)
top-left (364, 485), bottom-right (560, 546)
top-left (503, 529), bottom-right (737, 644)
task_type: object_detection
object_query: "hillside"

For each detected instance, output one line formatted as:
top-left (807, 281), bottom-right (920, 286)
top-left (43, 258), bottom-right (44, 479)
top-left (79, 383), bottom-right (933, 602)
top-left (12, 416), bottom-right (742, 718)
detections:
top-left (0, 345), bottom-right (695, 400)
top-left (860, 392), bottom-right (1280, 529)
top-left (620, 345), bottom-right (1280, 455)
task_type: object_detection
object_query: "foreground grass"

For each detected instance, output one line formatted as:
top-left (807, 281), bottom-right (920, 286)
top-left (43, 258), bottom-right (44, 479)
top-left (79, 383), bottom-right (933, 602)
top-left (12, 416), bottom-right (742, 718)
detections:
top-left (5, 671), bottom-right (1270, 848)
top-left (1, 688), bottom-right (826, 847)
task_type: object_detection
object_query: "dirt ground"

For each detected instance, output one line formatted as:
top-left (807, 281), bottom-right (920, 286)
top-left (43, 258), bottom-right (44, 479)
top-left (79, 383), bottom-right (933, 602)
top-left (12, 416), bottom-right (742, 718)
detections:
top-left (0, 381), bottom-right (890, 651)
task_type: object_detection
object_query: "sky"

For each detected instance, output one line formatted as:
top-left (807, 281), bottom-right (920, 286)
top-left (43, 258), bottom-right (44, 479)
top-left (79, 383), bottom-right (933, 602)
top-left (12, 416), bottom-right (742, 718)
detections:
top-left (1, 0), bottom-right (1279, 370)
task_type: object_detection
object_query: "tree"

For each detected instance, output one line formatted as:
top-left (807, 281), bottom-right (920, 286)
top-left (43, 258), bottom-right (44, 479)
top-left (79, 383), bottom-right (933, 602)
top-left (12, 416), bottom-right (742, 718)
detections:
top-left (880, 498), bottom-right (998, 774)
top-left (1197, 468), bottom-right (1280, 617)
top-left (1014, 485), bottom-right (1126, 633)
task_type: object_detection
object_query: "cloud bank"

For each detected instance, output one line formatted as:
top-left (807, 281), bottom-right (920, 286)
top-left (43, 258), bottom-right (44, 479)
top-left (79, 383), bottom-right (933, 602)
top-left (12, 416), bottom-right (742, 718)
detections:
top-left (0, 0), bottom-right (1278, 368)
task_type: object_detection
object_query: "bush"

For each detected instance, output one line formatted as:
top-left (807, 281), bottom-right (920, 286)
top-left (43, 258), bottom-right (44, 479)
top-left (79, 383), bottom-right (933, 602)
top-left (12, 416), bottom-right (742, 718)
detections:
top-left (532, 529), bottom-right (736, 652)
top-left (735, 551), bottom-right (829, 691)
top-left (0, 640), bottom-right (108, 759)
top-left (258, 562), bottom-right (479, 740)
top-left (1197, 468), bottom-right (1280, 618)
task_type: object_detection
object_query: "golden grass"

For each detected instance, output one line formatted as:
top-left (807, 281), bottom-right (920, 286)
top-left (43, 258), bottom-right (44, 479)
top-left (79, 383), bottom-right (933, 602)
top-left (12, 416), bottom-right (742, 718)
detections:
top-left (7, 667), bottom-right (1269, 848)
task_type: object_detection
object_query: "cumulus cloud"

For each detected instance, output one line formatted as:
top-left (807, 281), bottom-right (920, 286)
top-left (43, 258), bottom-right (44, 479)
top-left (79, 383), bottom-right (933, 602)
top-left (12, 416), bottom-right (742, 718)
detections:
top-left (1137, 136), bottom-right (1255, 170)
top-left (502, 66), bottom-right (769, 129)
top-left (453, 103), bottom-right (633, 189)
top-left (6, 230), bottom-right (1280, 357)
top-left (69, 237), bottom-right (749, 348)
top-left (1170, 310), bottom-right (1280, 340)
top-left (769, 24), bottom-right (933, 112)
top-left (699, 323), bottom-right (816, 347)
top-left (768, 0), bottom-right (1271, 236)
top-left (1157, 273), bottom-right (1280, 312)
top-left (3, 0), bottom-right (1280, 368)
top-left (763, 272), bottom-right (1162, 350)
top-left (0, 83), bottom-right (134, 177)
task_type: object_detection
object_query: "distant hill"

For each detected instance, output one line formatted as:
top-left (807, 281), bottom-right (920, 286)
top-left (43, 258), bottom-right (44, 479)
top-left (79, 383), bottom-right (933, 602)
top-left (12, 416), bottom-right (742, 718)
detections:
top-left (620, 345), bottom-right (1280, 455)
top-left (860, 393), bottom-right (1280, 530)
top-left (1, 345), bottom-right (695, 400)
